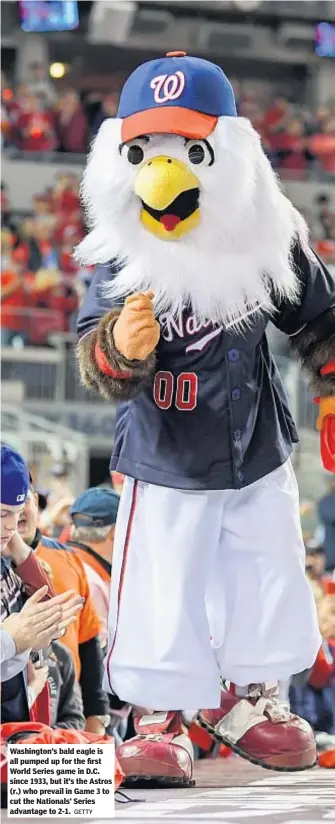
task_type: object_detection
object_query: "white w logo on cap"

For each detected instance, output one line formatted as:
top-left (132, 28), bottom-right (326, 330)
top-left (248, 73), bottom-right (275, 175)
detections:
top-left (150, 71), bottom-right (185, 104)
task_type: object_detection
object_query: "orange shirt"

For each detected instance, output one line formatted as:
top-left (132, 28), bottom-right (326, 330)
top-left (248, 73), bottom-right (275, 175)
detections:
top-left (35, 537), bottom-right (101, 679)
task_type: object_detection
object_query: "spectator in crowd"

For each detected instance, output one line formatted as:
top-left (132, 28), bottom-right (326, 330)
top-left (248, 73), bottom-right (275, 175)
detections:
top-left (55, 90), bottom-right (88, 154)
top-left (314, 193), bottom-right (335, 242)
top-left (270, 117), bottom-right (311, 177)
top-left (1, 93), bottom-right (334, 350)
top-left (65, 487), bottom-right (131, 744)
top-left (1, 228), bottom-right (29, 347)
top-left (309, 116), bottom-right (335, 176)
top-left (263, 95), bottom-right (292, 135)
top-left (318, 479), bottom-right (335, 572)
top-left (90, 92), bottom-right (118, 137)
top-left (1, 226), bottom-right (14, 271)
top-left (1, 175), bottom-right (83, 347)
top-left (26, 61), bottom-right (57, 108)
top-left (25, 657), bottom-right (50, 718)
top-left (16, 93), bottom-right (57, 153)
top-left (1, 444), bottom-right (83, 723)
top-left (66, 487), bottom-right (119, 650)
top-left (1, 182), bottom-right (15, 232)
top-left (1, 104), bottom-right (10, 148)
top-left (38, 463), bottom-right (75, 537)
top-left (29, 640), bottom-right (86, 730)
top-left (52, 173), bottom-right (81, 219)
top-left (17, 476), bottom-right (111, 735)
top-left (290, 592), bottom-right (335, 740)
top-left (16, 217), bottom-right (44, 272)
top-left (305, 540), bottom-right (333, 595)
top-left (3, 68), bottom-right (335, 178)
top-left (39, 496), bottom-right (75, 540)
top-left (33, 194), bottom-right (56, 232)
top-left (315, 240), bottom-right (335, 277)
top-left (33, 220), bottom-right (59, 269)
top-left (1, 586), bottom-right (58, 682)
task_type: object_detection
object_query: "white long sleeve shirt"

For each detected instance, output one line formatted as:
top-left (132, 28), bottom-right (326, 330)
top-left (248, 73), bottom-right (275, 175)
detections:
top-left (0, 628), bottom-right (31, 682)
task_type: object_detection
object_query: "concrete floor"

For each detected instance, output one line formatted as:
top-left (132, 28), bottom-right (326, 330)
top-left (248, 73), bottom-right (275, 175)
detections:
top-left (115, 758), bottom-right (335, 822)
top-left (4, 757), bottom-right (334, 823)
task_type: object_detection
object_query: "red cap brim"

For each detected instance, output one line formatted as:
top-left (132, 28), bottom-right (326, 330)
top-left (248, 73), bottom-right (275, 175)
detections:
top-left (121, 106), bottom-right (218, 143)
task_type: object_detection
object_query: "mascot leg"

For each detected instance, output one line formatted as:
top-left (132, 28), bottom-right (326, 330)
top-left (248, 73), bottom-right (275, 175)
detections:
top-left (104, 477), bottom-right (223, 786)
top-left (199, 460), bottom-right (319, 771)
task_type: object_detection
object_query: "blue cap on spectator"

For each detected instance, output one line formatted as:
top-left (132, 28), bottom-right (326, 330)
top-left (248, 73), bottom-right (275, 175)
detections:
top-left (1, 445), bottom-right (30, 507)
top-left (70, 487), bottom-right (120, 528)
top-left (118, 52), bottom-right (236, 143)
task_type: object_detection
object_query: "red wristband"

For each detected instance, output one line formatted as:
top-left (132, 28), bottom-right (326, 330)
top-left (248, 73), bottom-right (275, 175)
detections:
top-left (320, 361), bottom-right (335, 377)
top-left (95, 342), bottom-right (133, 379)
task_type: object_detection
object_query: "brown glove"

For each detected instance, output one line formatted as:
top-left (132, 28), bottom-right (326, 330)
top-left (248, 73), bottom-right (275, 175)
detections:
top-left (113, 291), bottom-right (160, 361)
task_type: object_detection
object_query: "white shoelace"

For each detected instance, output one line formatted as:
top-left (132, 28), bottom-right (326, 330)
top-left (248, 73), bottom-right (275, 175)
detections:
top-left (247, 684), bottom-right (291, 723)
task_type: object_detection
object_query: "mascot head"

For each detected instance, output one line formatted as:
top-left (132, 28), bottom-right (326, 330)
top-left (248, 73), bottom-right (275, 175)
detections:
top-left (77, 52), bottom-right (309, 329)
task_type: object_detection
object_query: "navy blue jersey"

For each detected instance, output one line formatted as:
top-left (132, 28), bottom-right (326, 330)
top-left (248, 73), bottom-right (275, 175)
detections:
top-left (77, 246), bottom-right (335, 490)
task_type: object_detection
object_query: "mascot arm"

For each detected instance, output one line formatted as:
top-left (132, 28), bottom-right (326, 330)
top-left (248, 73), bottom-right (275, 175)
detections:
top-left (76, 264), bottom-right (158, 401)
top-left (290, 307), bottom-right (335, 473)
top-left (273, 243), bottom-right (335, 472)
top-left (76, 308), bottom-right (156, 401)
top-left (289, 306), bottom-right (335, 398)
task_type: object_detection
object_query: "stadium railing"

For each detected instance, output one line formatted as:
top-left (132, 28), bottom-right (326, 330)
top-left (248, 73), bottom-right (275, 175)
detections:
top-left (1, 310), bottom-right (318, 422)
top-left (1, 307), bottom-right (99, 402)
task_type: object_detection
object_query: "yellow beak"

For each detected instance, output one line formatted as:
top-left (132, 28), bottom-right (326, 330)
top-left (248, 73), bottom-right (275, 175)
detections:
top-left (134, 155), bottom-right (200, 240)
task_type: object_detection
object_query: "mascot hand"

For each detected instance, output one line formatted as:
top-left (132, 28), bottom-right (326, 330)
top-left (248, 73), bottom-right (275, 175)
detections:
top-left (314, 396), bottom-right (335, 473)
top-left (113, 291), bottom-right (160, 361)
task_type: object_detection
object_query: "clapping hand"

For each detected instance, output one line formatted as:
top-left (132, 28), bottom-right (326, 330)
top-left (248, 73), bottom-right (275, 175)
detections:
top-left (2, 587), bottom-right (84, 654)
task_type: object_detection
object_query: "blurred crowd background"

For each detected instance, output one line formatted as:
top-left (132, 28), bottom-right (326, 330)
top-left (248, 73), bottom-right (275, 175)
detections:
top-left (1, 1), bottom-right (335, 352)
top-left (2, 61), bottom-right (335, 177)
top-left (1, 0), bottom-right (335, 761)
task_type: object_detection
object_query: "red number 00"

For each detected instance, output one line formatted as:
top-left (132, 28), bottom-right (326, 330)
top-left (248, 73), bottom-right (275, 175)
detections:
top-left (153, 371), bottom-right (198, 411)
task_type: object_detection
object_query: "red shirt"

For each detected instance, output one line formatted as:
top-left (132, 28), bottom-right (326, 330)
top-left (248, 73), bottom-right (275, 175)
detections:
top-left (53, 189), bottom-right (79, 216)
top-left (309, 134), bottom-right (335, 173)
top-left (1, 271), bottom-right (25, 330)
top-left (18, 110), bottom-right (57, 151)
top-left (308, 641), bottom-right (335, 689)
top-left (270, 133), bottom-right (307, 171)
top-left (264, 103), bottom-right (288, 132)
top-left (56, 108), bottom-right (88, 153)
top-left (59, 248), bottom-right (79, 275)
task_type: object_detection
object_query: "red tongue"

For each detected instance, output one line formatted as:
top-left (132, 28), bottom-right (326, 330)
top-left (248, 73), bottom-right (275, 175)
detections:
top-left (160, 214), bottom-right (181, 232)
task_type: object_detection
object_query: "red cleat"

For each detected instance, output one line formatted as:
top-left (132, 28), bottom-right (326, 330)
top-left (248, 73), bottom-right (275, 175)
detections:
top-left (198, 683), bottom-right (316, 772)
top-left (117, 710), bottom-right (194, 788)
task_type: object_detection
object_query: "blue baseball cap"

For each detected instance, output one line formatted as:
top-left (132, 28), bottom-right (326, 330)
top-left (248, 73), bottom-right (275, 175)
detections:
top-left (1, 445), bottom-right (30, 507)
top-left (71, 487), bottom-right (120, 528)
top-left (118, 51), bottom-right (236, 143)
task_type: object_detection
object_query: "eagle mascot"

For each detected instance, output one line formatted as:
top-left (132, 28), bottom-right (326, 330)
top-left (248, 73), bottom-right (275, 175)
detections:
top-left (76, 53), bottom-right (335, 785)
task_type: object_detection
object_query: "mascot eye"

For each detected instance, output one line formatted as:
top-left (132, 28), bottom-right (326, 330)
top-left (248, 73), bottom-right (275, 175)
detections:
top-left (119, 137), bottom-right (149, 164)
top-left (187, 140), bottom-right (213, 166)
top-left (126, 144), bottom-right (144, 165)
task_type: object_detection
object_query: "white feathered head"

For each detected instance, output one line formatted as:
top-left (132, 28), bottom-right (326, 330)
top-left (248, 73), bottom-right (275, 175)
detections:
top-left (76, 52), bottom-right (308, 330)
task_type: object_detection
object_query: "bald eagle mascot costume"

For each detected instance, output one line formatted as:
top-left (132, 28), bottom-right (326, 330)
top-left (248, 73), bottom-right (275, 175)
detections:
top-left (76, 53), bottom-right (335, 785)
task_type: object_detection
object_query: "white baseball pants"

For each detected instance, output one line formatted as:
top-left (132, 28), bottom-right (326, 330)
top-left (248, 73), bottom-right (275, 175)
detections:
top-left (103, 460), bottom-right (321, 710)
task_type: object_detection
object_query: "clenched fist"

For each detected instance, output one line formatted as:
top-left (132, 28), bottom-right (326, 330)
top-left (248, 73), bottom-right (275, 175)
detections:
top-left (113, 292), bottom-right (160, 361)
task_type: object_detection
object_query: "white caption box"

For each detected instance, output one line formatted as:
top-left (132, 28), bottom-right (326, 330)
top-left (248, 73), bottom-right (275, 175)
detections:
top-left (8, 743), bottom-right (115, 818)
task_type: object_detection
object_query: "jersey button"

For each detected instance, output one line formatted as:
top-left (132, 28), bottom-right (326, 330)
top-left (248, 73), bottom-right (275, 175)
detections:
top-left (237, 470), bottom-right (244, 483)
top-left (232, 388), bottom-right (240, 401)
top-left (228, 348), bottom-right (240, 362)
top-left (234, 429), bottom-right (242, 441)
